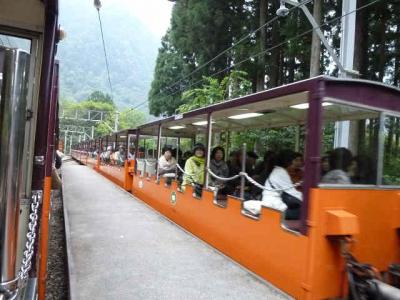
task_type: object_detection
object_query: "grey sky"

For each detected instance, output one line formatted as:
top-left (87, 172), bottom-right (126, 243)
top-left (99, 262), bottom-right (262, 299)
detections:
top-left (103, 0), bottom-right (174, 38)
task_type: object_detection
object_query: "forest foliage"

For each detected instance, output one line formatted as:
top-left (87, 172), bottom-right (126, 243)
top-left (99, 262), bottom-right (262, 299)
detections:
top-left (149, 0), bottom-right (400, 117)
top-left (60, 91), bottom-right (146, 138)
top-left (147, 0), bottom-right (400, 183)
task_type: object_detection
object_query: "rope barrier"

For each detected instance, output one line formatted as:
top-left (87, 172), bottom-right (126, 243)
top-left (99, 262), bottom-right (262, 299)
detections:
top-left (206, 168), bottom-right (240, 182)
top-left (178, 164), bottom-right (301, 192)
top-left (240, 172), bottom-right (301, 192)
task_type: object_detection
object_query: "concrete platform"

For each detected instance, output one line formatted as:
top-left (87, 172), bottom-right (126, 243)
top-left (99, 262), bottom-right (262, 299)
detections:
top-left (62, 161), bottom-right (291, 300)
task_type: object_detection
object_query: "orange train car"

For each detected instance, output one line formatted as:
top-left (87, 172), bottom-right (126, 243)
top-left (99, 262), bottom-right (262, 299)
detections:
top-left (72, 76), bottom-right (400, 299)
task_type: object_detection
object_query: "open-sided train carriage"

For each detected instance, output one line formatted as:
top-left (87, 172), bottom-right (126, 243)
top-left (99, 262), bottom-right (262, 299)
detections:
top-left (73, 76), bottom-right (400, 299)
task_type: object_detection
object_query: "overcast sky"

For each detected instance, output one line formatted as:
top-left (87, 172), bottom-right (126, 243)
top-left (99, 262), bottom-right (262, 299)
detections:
top-left (104, 0), bottom-right (174, 38)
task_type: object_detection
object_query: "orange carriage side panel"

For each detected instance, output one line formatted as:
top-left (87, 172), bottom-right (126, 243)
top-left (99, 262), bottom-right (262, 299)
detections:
top-left (306, 188), bottom-right (400, 299)
top-left (123, 160), bottom-right (134, 191)
top-left (132, 176), bottom-right (309, 299)
top-left (97, 163), bottom-right (125, 188)
top-left (86, 156), bottom-right (97, 169)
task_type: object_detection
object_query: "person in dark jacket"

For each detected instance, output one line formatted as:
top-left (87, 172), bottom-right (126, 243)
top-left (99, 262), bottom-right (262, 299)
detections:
top-left (209, 146), bottom-right (229, 187)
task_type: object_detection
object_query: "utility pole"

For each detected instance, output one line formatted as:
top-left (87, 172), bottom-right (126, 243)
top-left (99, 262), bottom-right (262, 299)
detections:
top-left (277, 0), bottom-right (358, 150)
top-left (114, 111), bottom-right (119, 132)
top-left (309, 0), bottom-right (321, 77)
top-left (334, 0), bottom-right (357, 149)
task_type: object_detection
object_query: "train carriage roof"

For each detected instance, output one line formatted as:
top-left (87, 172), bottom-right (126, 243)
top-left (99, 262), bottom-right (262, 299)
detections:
top-left (137, 76), bottom-right (400, 136)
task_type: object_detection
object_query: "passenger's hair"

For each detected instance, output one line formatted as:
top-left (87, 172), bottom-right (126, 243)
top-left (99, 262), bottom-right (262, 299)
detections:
top-left (275, 149), bottom-right (297, 169)
top-left (211, 146), bottom-right (225, 160)
top-left (264, 151), bottom-right (277, 179)
top-left (193, 143), bottom-right (205, 153)
top-left (329, 148), bottom-right (353, 171)
top-left (162, 147), bottom-right (172, 155)
top-left (263, 150), bottom-right (275, 162)
top-left (293, 152), bottom-right (302, 159)
top-left (246, 151), bottom-right (258, 160)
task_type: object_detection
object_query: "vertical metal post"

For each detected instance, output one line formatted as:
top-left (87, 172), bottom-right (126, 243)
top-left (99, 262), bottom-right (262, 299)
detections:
top-left (376, 113), bottom-right (386, 185)
top-left (176, 137), bottom-right (181, 179)
top-left (156, 124), bottom-right (162, 180)
top-left (225, 131), bottom-right (230, 159)
top-left (64, 131), bottom-right (68, 154)
top-left (205, 113), bottom-right (213, 188)
top-left (295, 125), bottom-right (300, 152)
top-left (91, 126), bottom-right (94, 139)
top-left (0, 49), bottom-right (30, 288)
top-left (69, 134), bottom-right (72, 155)
top-left (240, 143), bottom-right (247, 200)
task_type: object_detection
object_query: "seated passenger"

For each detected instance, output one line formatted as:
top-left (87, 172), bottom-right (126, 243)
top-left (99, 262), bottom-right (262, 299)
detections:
top-left (349, 155), bottom-right (376, 184)
top-left (128, 146), bottom-right (135, 161)
top-left (158, 147), bottom-right (177, 176)
top-left (244, 150), bottom-right (302, 219)
top-left (113, 146), bottom-right (126, 166)
top-left (180, 151), bottom-right (192, 168)
top-left (102, 146), bottom-right (113, 163)
top-left (321, 148), bottom-right (353, 184)
top-left (209, 146), bottom-right (229, 192)
top-left (321, 155), bottom-right (330, 176)
top-left (251, 151), bottom-right (276, 199)
top-left (287, 152), bottom-right (304, 185)
top-left (182, 144), bottom-right (205, 197)
top-left (245, 151), bottom-right (259, 176)
top-left (226, 150), bottom-right (241, 195)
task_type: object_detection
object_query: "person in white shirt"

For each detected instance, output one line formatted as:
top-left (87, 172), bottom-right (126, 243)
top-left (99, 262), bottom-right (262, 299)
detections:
top-left (158, 147), bottom-right (177, 176)
top-left (244, 150), bottom-right (302, 219)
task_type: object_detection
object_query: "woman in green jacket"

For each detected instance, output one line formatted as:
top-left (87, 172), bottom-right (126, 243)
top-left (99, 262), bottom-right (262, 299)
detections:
top-left (182, 144), bottom-right (205, 196)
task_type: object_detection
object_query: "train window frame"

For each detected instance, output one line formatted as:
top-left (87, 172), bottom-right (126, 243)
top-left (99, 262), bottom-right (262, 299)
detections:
top-left (318, 98), bottom-right (400, 189)
top-left (0, 29), bottom-right (41, 197)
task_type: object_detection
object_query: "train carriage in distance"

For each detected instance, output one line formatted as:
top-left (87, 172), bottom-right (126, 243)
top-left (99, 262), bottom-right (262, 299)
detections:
top-left (73, 76), bottom-right (400, 299)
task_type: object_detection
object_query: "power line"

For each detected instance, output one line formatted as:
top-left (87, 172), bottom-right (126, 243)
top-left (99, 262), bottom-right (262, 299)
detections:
top-left (96, 6), bottom-right (114, 96)
top-left (133, 0), bottom-right (312, 111)
top-left (137, 0), bottom-right (381, 111)
top-left (157, 0), bottom-right (313, 96)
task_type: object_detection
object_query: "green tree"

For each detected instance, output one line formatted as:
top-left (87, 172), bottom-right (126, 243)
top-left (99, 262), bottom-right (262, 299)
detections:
top-left (87, 91), bottom-right (115, 107)
top-left (148, 31), bottom-right (185, 116)
top-left (119, 109), bottom-right (146, 129)
top-left (178, 70), bottom-right (252, 113)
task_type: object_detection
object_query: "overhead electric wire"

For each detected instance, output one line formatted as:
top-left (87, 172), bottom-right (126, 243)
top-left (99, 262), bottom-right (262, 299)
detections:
top-left (159, 0), bottom-right (313, 95)
top-left (135, 0), bottom-right (380, 111)
top-left (96, 7), bottom-right (114, 96)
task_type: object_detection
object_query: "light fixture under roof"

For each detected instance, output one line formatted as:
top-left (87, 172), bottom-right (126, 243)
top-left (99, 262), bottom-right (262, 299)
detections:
top-left (228, 112), bottom-right (263, 120)
top-left (290, 102), bottom-right (333, 110)
top-left (192, 120), bottom-right (215, 126)
top-left (169, 125), bottom-right (185, 130)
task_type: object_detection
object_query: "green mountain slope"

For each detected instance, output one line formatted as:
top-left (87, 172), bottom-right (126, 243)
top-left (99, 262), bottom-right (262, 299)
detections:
top-left (58, 0), bottom-right (161, 109)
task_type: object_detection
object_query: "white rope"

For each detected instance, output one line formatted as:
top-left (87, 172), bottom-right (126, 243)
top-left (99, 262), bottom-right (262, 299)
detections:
top-left (206, 168), bottom-right (240, 182)
top-left (240, 172), bottom-right (301, 192)
top-left (176, 163), bottom-right (203, 177)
